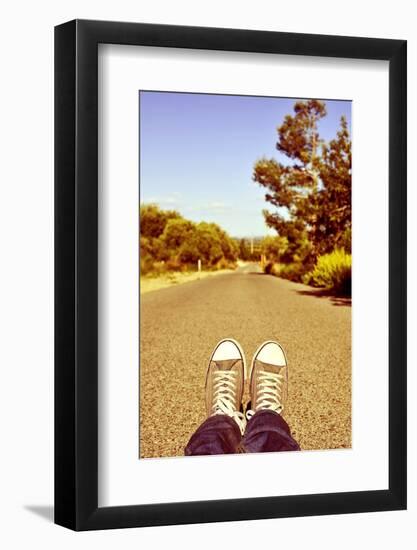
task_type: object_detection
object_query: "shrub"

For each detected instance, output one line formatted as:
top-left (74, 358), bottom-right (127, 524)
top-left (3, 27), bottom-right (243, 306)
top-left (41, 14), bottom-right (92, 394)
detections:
top-left (140, 254), bottom-right (154, 276)
top-left (260, 236), bottom-right (289, 263)
top-left (140, 257), bottom-right (167, 277)
top-left (264, 261), bottom-right (313, 281)
top-left (216, 257), bottom-right (236, 270)
top-left (338, 227), bottom-right (352, 253)
top-left (306, 248), bottom-right (351, 295)
top-left (140, 204), bottom-right (238, 275)
top-left (263, 261), bottom-right (278, 275)
top-left (277, 262), bottom-right (309, 282)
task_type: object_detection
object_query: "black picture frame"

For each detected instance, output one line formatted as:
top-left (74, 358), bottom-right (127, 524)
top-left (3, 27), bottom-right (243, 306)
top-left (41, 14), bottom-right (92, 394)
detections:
top-left (55, 19), bottom-right (407, 531)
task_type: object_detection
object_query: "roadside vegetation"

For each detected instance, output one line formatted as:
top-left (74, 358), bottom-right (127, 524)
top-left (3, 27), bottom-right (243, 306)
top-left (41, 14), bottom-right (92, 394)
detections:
top-left (303, 248), bottom-right (351, 295)
top-left (140, 204), bottom-right (238, 277)
top-left (253, 100), bottom-right (352, 296)
top-left (140, 100), bottom-right (351, 295)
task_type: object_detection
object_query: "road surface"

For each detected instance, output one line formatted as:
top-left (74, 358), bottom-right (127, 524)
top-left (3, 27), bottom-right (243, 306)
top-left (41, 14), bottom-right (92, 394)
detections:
top-left (140, 264), bottom-right (351, 458)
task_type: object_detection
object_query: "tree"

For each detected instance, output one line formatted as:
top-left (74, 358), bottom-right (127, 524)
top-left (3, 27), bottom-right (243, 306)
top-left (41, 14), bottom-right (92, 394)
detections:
top-left (238, 238), bottom-right (250, 261)
top-left (206, 223), bottom-right (238, 261)
top-left (260, 235), bottom-right (289, 263)
top-left (140, 204), bottom-right (238, 272)
top-left (161, 218), bottom-right (195, 250)
top-left (313, 116), bottom-right (351, 254)
top-left (192, 223), bottom-right (224, 266)
top-left (253, 100), bottom-right (351, 260)
top-left (140, 203), bottom-right (180, 239)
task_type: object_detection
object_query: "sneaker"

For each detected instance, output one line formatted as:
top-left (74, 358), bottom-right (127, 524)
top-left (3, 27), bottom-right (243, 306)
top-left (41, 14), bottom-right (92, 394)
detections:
top-left (247, 341), bottom-right (288, 419)
top-left (205, 339), bottom-right (247, 434)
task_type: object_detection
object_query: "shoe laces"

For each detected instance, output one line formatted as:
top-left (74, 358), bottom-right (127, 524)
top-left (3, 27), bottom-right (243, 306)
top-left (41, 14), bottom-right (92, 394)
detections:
top-left (211, 370), bottom-right (246, 434)
top-left (246, 370), bottom-right (284, 420)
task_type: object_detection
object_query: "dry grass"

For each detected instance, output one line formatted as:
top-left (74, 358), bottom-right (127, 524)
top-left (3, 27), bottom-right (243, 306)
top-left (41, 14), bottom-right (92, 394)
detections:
top-left (140, 268), bottom-right (235, 294)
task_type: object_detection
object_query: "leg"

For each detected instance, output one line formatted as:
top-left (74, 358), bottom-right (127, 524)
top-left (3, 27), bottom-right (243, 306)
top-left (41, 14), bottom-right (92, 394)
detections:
top-left (184, 339), bottom-right (246, 456)
top-left (242, 409), bottom-right (300, 452)
top-left (245, 340), bottom-right (300, 452)
top-left (185, 414), bottom-right (243, 455)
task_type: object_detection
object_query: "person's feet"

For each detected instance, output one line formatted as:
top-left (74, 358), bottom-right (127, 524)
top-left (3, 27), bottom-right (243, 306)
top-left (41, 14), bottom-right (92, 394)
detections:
top-left (247, 341), bottom-right (288, 418)
top-left (205, 339), bottom-right (246, 434)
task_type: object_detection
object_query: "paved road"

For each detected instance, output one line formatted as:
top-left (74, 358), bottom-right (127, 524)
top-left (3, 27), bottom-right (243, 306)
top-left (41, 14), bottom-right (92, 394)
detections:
top-left (140, 264), bottom-right (351, 458)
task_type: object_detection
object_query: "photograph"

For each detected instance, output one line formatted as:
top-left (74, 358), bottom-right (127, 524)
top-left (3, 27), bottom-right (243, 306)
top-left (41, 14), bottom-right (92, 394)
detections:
top-left (0, 0), bottom-right (409, 541)
top-left (139, 91), bottom-right (352, 459)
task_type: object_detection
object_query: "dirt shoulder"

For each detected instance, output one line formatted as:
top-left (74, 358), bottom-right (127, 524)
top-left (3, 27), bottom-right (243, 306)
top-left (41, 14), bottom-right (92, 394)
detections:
top-left (140, 268), bottom-right (235, 294)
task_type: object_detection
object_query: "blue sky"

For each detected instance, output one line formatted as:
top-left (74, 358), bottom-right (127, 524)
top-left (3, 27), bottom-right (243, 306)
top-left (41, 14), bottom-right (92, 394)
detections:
top-left (140, 91), bottom-right (351, 238)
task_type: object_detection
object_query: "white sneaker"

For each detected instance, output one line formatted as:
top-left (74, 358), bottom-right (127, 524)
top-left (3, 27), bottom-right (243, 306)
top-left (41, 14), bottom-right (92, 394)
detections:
top-left (247, 341), bottom-right (288, 419)
top-left (205, 339), bottom-right (247, 434)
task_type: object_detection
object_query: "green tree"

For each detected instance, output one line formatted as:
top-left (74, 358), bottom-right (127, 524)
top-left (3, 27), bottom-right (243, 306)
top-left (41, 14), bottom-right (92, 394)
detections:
top-left (192, 223), bottom-right (224, 266)
top-left (253, 100), bottom-right (351, 260)
top-left (161, 218), bottom-right (195, 250)
top-left (313, 116), bottom-right (352, 254)
top-left (260, 235), bottom-right (289, 263)
top-left (238, 238), bottom-right (250, 261)
top-left (140, 204), bottom-right (238, 273)
top-left (176, 222), bottom-right (237, 268)
top-left (140, 203), bottom-right (180, 239)
top-left (206, 223), bottom-right (238, 261)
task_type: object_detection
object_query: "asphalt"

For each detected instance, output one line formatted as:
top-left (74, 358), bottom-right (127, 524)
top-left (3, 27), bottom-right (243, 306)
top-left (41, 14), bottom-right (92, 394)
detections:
top-left (139, 264), bottom-right (351, 458)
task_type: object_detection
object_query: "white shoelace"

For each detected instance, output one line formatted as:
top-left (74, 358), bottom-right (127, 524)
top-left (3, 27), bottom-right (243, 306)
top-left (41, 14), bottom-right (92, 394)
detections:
top-left (211, 370), bottom-right (246, 434)
top-left (246, 370), bottom-right (284, 420)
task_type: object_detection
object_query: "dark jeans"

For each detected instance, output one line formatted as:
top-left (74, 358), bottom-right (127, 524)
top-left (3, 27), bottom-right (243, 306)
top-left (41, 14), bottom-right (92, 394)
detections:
top-left (185, 410), bottom-right (300, 455)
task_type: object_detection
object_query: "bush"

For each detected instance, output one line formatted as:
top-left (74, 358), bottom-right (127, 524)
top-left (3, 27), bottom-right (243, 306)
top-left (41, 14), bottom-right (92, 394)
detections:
top-left (263, 261), bottom-right (281, 276)
top-left (338, 227), bottom-right (352, 254)
top-left (264, 261), bottom-right (313, 281)
top-left (277, 262), bottom-right (309, 282)
top-left (140, 257), bottom-right (167, 277)
top-left (140, 204), bottom-right (238, 276)
top-left (140, 254), bottom-right (154, 276)
top-left (305, 249), bottom-right (351, 295)
top-left (260, 236), bottom-right (289, 263)
top-left (215, 257), bottom-right (236, 270)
